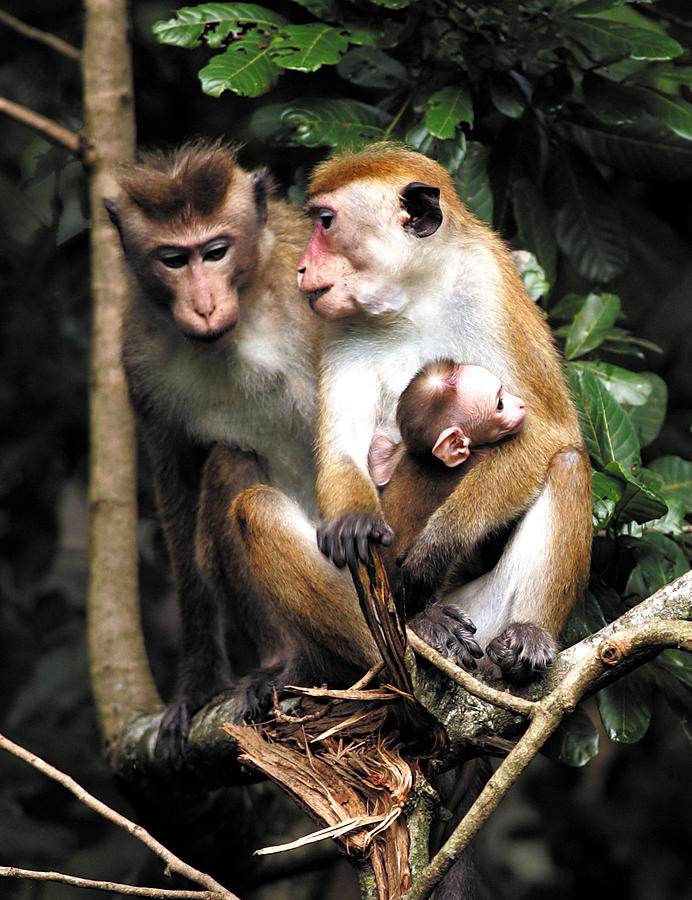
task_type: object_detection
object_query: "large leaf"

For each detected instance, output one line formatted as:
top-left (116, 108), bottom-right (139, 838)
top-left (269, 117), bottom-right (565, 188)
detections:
top-left (652, 652), bottom-right (692, 744)
top-left (582, 74), bottom-right (643, 126)
top-left (264, 98), bottom-right (391, 149)
top-left (565, 18), bottom-right (682, 62)
top-left (544, 707), bottom-right (600, 767)
top-left (633, 87), bottom-right (692, 141)
top-left (425, 86), bottom-right (474, 140)
top-left (591, 470), bottom-right (620, 530)
top-left (625, 532), bottom-right (689, 596)
top-left (337, 47), bottom-right (409, 88)
top-left (574, 361), bottom-right (667, 446)
top-left (605, 461), bottom-right (668, 525)
top-left (271, 24), bottom-right (350, 72)
top-left (648, 456), bottom-right (692, 511)
top-left (512, 178), bottom-right (559, 284)
top-left (565, 116), bottom-right (692, 181)
top-left (596, 668), bottom-right (653, 743)
top-left (568, 365), bottom-right (640, 469)
top-left (452, 141), bottom-right (493, 225)
top-left (564, 293), bottom-right (621, 359)
top-left (552, 156), bottom-right (629, 283)
top-left (199, 36), bottom-right (280, 97)
top-left (154, 3), bottom-right (287, 47)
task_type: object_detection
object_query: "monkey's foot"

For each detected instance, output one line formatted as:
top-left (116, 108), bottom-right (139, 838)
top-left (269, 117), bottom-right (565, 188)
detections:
top-left (485, 622), bottom-right (557, 685)
top-left (233, 661), bottom-right (295, 724)
top-left (410, 604), bottom-right (483, 670)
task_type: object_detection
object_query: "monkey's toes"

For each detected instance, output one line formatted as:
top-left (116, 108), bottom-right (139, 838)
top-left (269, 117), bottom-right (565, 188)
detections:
top-left (486, 622), bottom-right (557, 685)
top-left (410, 604), bottom-right (483, 670)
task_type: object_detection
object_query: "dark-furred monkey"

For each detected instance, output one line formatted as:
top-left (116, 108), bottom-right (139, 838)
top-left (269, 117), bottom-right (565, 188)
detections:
top-left (234, 142), bottom-right (592, 687)
top-left (104, 140), bottom-right (334, 762)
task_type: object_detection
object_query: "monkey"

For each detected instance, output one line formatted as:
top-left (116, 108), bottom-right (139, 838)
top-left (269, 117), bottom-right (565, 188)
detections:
top-left (368, 359), bottom-right (524, 635)
top-left (232, 141), bottom-right (592, 690)
top-left (104, 139), bottom-right (329, 762)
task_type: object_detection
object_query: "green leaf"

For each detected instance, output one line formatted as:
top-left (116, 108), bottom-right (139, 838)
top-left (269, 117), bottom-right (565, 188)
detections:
top-left (552, 156), bottom-right (629, 283)
top-left (274, 98), bottom-right (391, 149)
top-left (544, 707), bottom-right (600, 767)
top-left (648, 456), bottom-right (692, 511)
top-left (605, 461), bottom-right (668, 525)
top-left (367, 0), bottom-right (409, 8)
top-left (453, 141), bottom-right (493, 225)
top-left (512, 179), bottom-right (559, 284)
top-left (199, 36), bottom-right (280, 97)
top-left (652, 653), bottom-right (692, 744)
top-left (566, 18), bottom-right (682, 62)
top-left (562, 587), bottom-right (609, 645)
top-left (425, 86), bottom-right (474, 140)
top-left (564, 293), bottom-right (621, 359)
top-left (569, 0), bottom-right (630, 16)
top-left (573, 361), bottom-right (667, 446)
top-left (512, 251), bottom-right (550, 301)
top-left (568, 365), bottom-right (640, 469)
top-left (596, 668), bottom-right (653, 743)
top-left (337, 47), bottom-right (409, 89)
top-left (625, 532), bottom-right (689, 596)
top-left (290, 0), bottom-right (340, 18)
top-left (565, 116), bottom-right (692, 181)
top-left (633, 87), bottom-right (692, 141)
top-left (154, 3), bottom-right (287, 47)
top-left (591, 470), bottom-right (620, 529)
top-left (582, 75), bottom-right (643, 126)
top-left (271, 24), bottom-right (350, 72)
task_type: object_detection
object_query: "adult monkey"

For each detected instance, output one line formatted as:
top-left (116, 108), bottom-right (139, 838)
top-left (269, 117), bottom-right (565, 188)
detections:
top-left (234, 142), bottom-right (592, 685)
top-left (104, 139), bottom-right (331, 763)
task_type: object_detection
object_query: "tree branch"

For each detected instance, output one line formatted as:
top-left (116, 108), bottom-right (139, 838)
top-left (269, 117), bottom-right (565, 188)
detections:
top-left (404, 615), bottom-right (692, 900)
top-left (0, 10), bottom-right (81, 60)
top-left (0, 732), bottom-right (239, 900)
top-left (0, 95), bottom-right (83, 155)
top-left (0, 867), bottom-right (225, 899)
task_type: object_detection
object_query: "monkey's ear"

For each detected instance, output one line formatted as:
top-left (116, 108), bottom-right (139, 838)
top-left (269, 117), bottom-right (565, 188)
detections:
top-left (103, 198), bottom-right (125, 243)
top-left (369, 435), bottom-right (405, 487)
top-left (251, 168), bottom-right (271, 226)
top-left (432, 427), bottom-right (471, 467)
top-left (400, 182), bottom-right (443, 238)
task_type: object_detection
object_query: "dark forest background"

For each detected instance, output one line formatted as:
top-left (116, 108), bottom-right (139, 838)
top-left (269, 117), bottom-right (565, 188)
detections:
top-left (1, 1), bottom-right (691, 898)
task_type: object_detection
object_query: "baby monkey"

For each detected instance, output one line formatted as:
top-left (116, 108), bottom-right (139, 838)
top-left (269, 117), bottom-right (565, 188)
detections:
top-left (369, 359), bottom-right (528, 672)
top-left (369, 360), bottom-right (526, 488)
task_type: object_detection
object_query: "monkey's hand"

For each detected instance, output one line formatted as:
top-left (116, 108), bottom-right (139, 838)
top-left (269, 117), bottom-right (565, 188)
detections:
top-left (317, 512), bottom-right (393, 569)
top-left (486, 623), bottom-right (557, 685)
top-left (409, 605), bottom-right (483, 671)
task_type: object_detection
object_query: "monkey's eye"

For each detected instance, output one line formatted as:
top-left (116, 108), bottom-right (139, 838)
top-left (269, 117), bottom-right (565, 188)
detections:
top-left (312, 208), bottom-right (334, 230)
top-left (159, 251), bottom-right (189, 269)
top-left (203, 241), bottom-right (230, 262)
top-left (497, 397), bottom-right (504, 411)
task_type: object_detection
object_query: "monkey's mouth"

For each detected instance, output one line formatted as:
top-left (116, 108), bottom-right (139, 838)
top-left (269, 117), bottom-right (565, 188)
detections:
top-left (307, 287), bottom-right (331, 308)
top-left (184, 323), bottom-right (236, 347)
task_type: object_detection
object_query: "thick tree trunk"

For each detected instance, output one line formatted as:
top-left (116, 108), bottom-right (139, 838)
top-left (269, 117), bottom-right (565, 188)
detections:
top-left (82, 0), bottom-right (160, 746)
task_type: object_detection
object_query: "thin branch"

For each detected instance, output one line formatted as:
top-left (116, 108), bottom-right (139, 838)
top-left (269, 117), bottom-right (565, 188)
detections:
top-left (0, 733), bottom-right (239, 900)
top-left (406, 628), bottom-right (535, 716)
top-left (0, 867), bottom-right (223, 899)
top-left (0, 10), bottom-right (81, 60)
top-left (404, 618), bottom-right (692, 900)
top-left (0, 96), bottom-right (83, 155)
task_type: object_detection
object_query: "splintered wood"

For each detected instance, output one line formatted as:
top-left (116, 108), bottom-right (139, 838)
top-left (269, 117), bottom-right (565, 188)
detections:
top-left (223, 552), bottom-right (444, 900)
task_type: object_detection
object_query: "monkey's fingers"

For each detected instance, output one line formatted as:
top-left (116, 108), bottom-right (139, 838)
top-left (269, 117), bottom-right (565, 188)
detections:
top-left (317, 513), bottom-right (393, 569)
top-left (409, 604), bottom-right (483, 671)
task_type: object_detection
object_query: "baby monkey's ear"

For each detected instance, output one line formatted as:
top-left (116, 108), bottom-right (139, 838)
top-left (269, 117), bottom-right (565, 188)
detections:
top-left (432, 427), bottom-right (471, 467)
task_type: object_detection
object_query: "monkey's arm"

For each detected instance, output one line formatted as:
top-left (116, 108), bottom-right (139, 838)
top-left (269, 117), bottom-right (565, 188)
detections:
top-left (315, 369), bottom-right (393, 569)
top-left (398, 418), bottom-right (570, 609)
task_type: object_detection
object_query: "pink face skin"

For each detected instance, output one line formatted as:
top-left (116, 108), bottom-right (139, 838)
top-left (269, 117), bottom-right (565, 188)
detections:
top-left (431, 366), bottom-right (526, 467)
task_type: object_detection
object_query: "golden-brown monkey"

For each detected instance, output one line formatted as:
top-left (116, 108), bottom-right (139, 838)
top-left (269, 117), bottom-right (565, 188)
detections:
top-left (234, 142), bottom-right (592, 686)
top-left (104, 140), bottom-right (325, 762)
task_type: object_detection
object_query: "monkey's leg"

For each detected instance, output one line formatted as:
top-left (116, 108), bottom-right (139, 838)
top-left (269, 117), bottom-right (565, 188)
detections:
top-left (443, 447), bottom-right (592, 684)
top-left (231, 484), bottom-right (380, 719)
